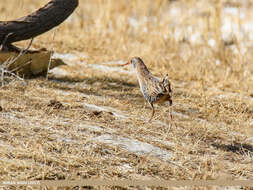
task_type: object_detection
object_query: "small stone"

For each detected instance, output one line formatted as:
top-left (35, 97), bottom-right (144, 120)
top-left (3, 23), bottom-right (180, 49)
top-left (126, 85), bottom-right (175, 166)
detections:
top-left (92, 111), bottom-right (102, 116)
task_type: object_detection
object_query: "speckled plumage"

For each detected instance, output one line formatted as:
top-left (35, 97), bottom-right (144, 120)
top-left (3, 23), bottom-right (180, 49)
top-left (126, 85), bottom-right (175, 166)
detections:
top-left (124, 57), bottom-right (173, 122)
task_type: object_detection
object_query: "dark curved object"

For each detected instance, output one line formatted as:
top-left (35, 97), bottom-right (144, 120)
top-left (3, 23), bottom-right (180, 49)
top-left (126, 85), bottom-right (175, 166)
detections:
top-left (0, 0), bottom-right (78, 47)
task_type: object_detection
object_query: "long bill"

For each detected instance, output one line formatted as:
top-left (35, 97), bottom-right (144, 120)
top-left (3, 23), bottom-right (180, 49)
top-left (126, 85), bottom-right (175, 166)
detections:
top-left (122, 62), bottom-right (130, 66)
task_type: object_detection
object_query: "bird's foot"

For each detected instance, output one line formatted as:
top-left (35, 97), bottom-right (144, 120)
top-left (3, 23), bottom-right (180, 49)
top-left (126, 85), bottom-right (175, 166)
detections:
top-left (148, 117), bottom-right (153, 123)
top-left (169, 112), bottom-right (173, 121)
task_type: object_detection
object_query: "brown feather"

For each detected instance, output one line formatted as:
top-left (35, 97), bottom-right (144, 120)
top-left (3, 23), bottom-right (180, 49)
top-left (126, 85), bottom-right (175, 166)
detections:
top-left (126, 57), bottom-right (173, 121)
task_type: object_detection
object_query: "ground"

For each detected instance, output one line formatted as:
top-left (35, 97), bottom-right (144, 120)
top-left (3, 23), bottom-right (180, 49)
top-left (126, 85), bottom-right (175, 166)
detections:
top-left (1, 0), bottom-right (253, 189)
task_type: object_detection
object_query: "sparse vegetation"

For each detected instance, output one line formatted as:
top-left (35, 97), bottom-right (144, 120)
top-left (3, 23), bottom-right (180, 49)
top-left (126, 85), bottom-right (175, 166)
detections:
top-left (1, 0), bottom-right (253, 189)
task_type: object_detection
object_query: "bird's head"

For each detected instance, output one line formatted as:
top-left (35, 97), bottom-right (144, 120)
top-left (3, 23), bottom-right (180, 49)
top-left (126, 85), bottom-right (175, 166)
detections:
top-left (123, 57), bottom-right (144, 68)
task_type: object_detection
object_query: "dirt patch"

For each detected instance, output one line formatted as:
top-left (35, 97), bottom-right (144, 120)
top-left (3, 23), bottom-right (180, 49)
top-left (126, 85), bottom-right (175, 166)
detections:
top-left (47, 99), bottom-right (64, 110)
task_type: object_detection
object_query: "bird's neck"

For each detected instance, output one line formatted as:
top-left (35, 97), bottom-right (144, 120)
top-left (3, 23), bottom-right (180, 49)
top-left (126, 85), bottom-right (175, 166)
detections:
top-left (136, 63), bottom-right (151, 86)
top-left (136, 62), bottom-right (150, 77)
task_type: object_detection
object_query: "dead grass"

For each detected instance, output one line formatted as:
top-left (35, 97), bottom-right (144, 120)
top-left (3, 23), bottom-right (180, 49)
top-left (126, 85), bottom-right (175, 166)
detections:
top-left (1, 0), bottom-right (253, 189)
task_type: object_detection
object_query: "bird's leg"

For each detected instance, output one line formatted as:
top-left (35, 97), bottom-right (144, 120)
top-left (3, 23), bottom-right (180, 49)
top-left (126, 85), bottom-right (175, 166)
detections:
top-left (167, 96), bottom-right (173, 121)
top-left (169, 106), bottom-right (173, 121)
top-left (148, 102), bottom-right (155, 122)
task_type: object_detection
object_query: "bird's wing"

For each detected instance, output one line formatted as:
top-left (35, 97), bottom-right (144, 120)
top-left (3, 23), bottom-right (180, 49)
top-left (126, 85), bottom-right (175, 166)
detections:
top-left (142, 74), bottom-right (172, 103)
top-left (162, 74), bottom-right (172, 93)
top-left (144, 77), bottom-right (166, 101)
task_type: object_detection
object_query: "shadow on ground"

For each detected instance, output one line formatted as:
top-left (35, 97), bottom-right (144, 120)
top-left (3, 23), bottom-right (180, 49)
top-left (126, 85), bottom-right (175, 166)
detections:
top-left (212, 142), bottom-right (253, 155)
top-left (48, 76), bottom-right (143, 100)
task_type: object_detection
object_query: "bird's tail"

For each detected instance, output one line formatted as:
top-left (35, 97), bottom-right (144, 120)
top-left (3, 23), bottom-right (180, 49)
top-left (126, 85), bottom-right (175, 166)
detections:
top-left (161, 74), bottom-right (172, 106)
top-left (162, 74), bottom-right (172, 93)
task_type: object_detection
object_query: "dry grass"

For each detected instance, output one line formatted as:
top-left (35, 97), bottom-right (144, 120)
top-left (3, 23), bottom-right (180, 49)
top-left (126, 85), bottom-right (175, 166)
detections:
top-left (1, 0), bottom-right (253, 189)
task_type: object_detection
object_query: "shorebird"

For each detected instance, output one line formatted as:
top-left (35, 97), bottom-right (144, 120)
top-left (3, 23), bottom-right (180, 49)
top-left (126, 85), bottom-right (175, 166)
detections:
top-left (123, 57), bottom-right (173, 122)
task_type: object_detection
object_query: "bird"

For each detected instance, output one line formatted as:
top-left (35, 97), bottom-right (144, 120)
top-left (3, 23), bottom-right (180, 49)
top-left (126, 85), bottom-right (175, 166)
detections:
top-left (123, 57), bottom-right (173, 122)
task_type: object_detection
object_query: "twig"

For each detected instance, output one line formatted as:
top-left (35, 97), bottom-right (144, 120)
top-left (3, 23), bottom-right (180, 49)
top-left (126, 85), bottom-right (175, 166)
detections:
top-left (0, 33), bottom-right (12, 51)
top-left (6, 38), bottom-right (34, 67)
top-left (1, 68), bottom-right (4, 86)
top-left (4, 70), bottom-right (25, 82)
top-left (0, 38), bottom-right (33, 86)
top-left (46, 28), bottom-right (56, 80)
top-left (10, 60), bottom-right (32, 72)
